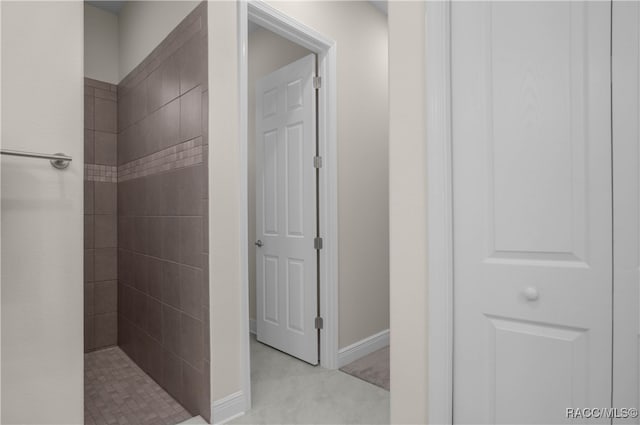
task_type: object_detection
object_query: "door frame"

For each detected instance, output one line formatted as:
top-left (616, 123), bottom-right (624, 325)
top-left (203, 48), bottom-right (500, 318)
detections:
top-left (425, 2), bottom-right (640, 424)
top-left (425, 1), bottom-right (454, 424)
top-left (237, 0), bottom-right (339, 410)
top-left (612, 1), bottom-right (640, 418)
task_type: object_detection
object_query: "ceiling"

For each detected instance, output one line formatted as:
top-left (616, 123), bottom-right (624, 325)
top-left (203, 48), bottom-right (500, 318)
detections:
top-left (369, 0), bottom-right (387, 15)
top-left (86, 1), bottom-right (126, 15)
top-left (247, 0), bottom-right (386, 33)
top-left (87, 0), bottom-right (387, 17)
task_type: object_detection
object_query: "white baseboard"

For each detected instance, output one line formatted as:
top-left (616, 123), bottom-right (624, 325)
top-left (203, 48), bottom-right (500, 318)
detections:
top-left (178, 416), bottom-right (208, 424)
top-left (212, 390), bottom-right (245, 424)
top-left (249, 318), bottom-right (256, 335)
top-left (337, 329), bottom-right (390, 368)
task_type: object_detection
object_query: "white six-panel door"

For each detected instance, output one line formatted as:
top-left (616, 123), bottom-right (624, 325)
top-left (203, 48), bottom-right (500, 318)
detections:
top-left (451, 2), bottom-right (612, 423)
top-left (255, 54), bottom-right (318, 365)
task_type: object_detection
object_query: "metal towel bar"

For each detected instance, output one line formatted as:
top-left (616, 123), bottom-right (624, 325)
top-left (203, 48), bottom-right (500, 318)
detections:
top-left (1, 149), bottom-right (72, 169)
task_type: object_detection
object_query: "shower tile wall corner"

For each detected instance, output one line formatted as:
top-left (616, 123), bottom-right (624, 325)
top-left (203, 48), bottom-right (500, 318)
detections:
top-left (116, 2), bottom-right (210, 421)
top-left (85, 77), bottom-right (119, 353)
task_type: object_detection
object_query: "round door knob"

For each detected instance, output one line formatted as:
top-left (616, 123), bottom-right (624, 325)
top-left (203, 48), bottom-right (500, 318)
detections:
top-left (523, 287), bottom-right (539, 301)
top-left (255, 240), bottom-right (263, 248)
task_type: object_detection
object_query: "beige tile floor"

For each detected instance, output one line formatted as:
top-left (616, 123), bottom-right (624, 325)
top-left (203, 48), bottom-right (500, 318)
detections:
top-left (84, 347), bottom-right (193, 425)
top-left (230, 336), bottom-right (390, 425)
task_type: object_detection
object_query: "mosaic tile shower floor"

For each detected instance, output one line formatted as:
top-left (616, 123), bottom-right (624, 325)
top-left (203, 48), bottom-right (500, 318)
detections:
top-left (85, 347), bottom-right (192, 425)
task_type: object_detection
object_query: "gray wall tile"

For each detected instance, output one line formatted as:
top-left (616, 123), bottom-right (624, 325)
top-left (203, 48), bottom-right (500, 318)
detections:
top-left (181, 361), bottom-right (204, 415)
top-left (95, 182), bottom-right (117, 214)
top-left (130, 80), bottom-right (148, 125)
top-left (162, 348), bottom-right (183, 402)
top-left (95, 97), bottom-right (117, 133)
top-left (118, 249), bottom-right (132, 286)
top-left (133, 217), bottom-right (149, 254)
top-left (158, 98), bottom-right (180, 151)
top-left (94, 131), bottom-right (117, 165)
top-left (179, 217), bottom-right (202, 267)
top-left (202, 90), bottom-right (209, 145)
top-left (118, 93), bottom-right (133, 132)
top-left (85, 215), bottom-right (94, 249)
top-left (133, 289), bottom-right (148, 332)
top-left (85, 129), bottom-right (95, 163)
top-left (147, 257), bottom-right (164, 300)
top-left (118, 216), bottom-right (133, 250)
top-left (147, 217), bottom-right (163, 258)
top-left (162, 218), bottom-right (180, 262)
top-left (132, 253), bottom-right (149, 294)
top-left (180, 314), bottom-right (203, 371)
top-left (162, 261), bottom-right (181, 309)
top-left (85, 95), bottom-right (94, 130)
top-left (95, 88), bottom-right (117, 101)
top-left (84, 182), bottom-right (94, 215)
top-left (84, 249), bottom-right (94, 283)
top-left (119, 283), bottom-right (135, 322)
top-left (94, 280), bottom-right (117, 314)
top-left (179, 36), bottom-right (205, 95)
top-left (179, 87), bottom-right (202, 142)
top-left (178, 165), bottom-right (202, 216)
top-left (179, 265), bottom-right (202, 320)
top-left (94, 312), bottom-right (117, 348)
top-left (85, 316), bottom-right (95, 352)
top-left (147, 337), bottom-right (164, 384)
top-left (94, 215), bottom-right (117, 248)
top-left (86, 78), bottom-right (113, 91)
top-left (95, 248), bottom-right (117, 281)
top-left (85, 282), bottom-right (95, 317)
top-left (162, 304), bottom-right (181, 356)
top-left (147, 297), bottom-right (163, 343)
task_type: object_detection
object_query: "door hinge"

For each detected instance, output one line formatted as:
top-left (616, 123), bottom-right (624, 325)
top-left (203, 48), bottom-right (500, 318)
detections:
top-left (315, 316), bottom-right (324, 330)
top-left (313, 76), bottom-right (321, 89)
top-left (314, 237), bottom-right (323, 250)
top-left (313, 156), bottom-right (323, 169)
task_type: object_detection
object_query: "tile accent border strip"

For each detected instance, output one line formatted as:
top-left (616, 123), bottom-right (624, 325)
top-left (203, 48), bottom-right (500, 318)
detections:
top-left (85, 164), bottom-right (118, 183)
top-left (118, 137), bottom-right (203, 182)
top-left (84, 137), bottom-right (203, 183)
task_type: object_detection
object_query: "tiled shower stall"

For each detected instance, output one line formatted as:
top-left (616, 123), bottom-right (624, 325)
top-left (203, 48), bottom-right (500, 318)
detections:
top-left (84, 79), bottom-right (119, 351)
top-left (83, 2), bottom-right (210, 421)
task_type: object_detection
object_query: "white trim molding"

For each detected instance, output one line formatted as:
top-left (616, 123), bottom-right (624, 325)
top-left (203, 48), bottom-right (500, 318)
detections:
top-left (178, 416), bottom-right (208, 424)
top-left (337, 330), bottom-right (390, 369)
top-left (212, 391), bottom-right (246, 425)
top-left (425, 1), bottom-right (454, 424)
top-left (249, 318), bottom-right (256, 335)
top-left (237, 0), bottom-right (340, 416)
top-left (237, 0), bottom-right (252, 414)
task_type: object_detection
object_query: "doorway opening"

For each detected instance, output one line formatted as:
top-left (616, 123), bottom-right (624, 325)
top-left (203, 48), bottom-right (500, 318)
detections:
top-left (238, 5), bottom-right (339, 414)
top-left (236, 2), bottom-right (390, 423)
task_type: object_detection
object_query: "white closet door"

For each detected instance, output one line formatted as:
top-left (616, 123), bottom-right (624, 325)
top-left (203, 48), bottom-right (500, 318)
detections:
top-left (451, 2), bottom-right (612, 423)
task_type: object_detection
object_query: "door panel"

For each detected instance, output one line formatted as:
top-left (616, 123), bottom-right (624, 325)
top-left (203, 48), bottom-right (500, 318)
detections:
top-left (256, 54), bottom-right (318, 365)
top-left (286, 124), bottom-right (304, 236)
top-left (452, 2), bottom-right (612, 423)
top-left (490, 317), bottom-right (588, 423)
